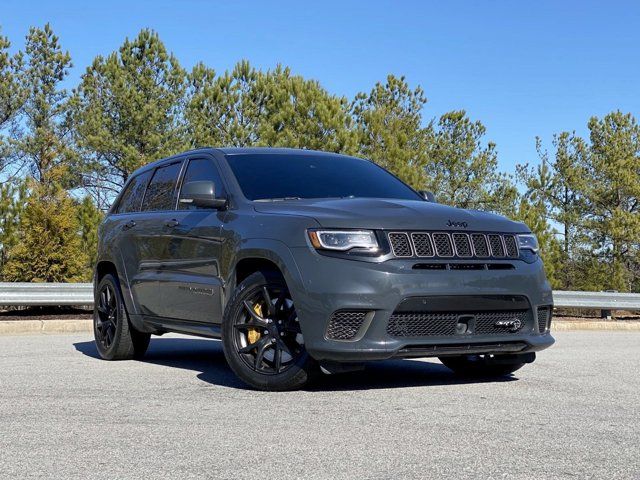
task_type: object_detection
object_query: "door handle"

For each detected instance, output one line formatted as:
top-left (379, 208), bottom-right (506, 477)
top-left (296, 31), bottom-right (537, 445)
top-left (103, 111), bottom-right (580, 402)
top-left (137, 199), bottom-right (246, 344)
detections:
top-left (122, 220), bottom-right (136, 230)
top-left (164, 219), bottom-right (180, 228)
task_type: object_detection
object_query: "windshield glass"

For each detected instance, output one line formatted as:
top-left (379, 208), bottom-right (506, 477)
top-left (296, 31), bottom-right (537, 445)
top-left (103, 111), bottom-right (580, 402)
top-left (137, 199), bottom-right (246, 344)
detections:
top-left (225, 153), bottom-right (422, 201)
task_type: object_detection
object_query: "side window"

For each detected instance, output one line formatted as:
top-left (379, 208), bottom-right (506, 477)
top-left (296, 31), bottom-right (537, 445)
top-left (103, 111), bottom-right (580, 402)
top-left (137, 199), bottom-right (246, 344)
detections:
top-left (141, 162), bottom-right (182, 212)
top-left (178, 158), bottom-right (226, 210)
top-left (116, 170), bottom-right (152, 214)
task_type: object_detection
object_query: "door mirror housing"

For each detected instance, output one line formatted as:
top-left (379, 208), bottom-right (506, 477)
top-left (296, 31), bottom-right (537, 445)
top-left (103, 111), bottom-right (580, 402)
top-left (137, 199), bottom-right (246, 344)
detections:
top-left (418, 190), bottom-right (436, 202)
top-left (179, 181), bottom-right (227, 209)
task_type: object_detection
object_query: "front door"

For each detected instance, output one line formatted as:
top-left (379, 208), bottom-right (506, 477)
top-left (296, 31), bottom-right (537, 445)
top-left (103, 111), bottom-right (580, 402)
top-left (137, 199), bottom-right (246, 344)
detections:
top-left (133, 156), bottom-right (227, 324)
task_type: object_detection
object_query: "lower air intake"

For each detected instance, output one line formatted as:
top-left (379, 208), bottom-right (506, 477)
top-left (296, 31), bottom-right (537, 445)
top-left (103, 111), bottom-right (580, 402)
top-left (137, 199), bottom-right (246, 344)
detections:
top-left (326, 311), bottom-right (368, 340)
top-left (387, 310), bottom-right (531, 337)
top-left (537, 306), bottom-right (552, 334)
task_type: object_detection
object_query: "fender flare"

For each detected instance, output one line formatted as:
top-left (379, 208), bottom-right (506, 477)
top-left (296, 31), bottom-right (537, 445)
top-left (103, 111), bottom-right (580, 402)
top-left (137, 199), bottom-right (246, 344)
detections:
top-left (224, 239), bottom-right (307, 309)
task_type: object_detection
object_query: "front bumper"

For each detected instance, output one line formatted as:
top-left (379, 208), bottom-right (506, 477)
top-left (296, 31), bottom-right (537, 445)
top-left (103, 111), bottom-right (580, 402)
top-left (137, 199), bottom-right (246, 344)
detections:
top-left (288, 247), bottom-right (555, 362)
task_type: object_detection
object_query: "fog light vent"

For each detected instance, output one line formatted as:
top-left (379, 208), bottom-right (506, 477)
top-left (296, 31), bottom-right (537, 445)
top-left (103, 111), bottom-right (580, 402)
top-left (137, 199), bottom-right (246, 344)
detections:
top-left (537, 306), bottom-right (552, 334)
top-left (326, 311), bottom-right (368, 340)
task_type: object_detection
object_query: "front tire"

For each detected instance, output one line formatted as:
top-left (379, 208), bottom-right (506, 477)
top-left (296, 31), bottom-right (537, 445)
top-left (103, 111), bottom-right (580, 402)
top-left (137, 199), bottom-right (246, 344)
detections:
top-left (94, 274), bottom-right (151, 360)
top-left (439, 354), bottom-right (526, 377)
top-left (222, 271), bottom-right (316, 391)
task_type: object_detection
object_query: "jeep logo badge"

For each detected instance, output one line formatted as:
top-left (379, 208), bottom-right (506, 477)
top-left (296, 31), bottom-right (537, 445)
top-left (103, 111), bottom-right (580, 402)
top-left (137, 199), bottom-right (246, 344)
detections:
top-left (446, 219), bottom-right (468, 228)
top-left (494, 318), bottom-right (522, 332)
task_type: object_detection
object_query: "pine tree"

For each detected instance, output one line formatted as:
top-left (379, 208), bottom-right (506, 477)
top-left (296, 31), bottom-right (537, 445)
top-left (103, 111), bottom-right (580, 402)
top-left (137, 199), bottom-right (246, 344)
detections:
top-left (0, 27), bottom-right (26, 173)
top-left (513, 197), bottom-right (563, 288)
top-left (76, 195), bottom-right (103, 278)
top-left (72, 29), bottom-right (188, 207)
top-left (517, 132), bottom-right (588, 289)
top-left (351, 75), bottom-right (430, 189)
top-left (2, 170), bottom-right (88, 282)
top-left (0, 180), bottom-right (27, 276)
top-left (583, 111), bottom-right (640, 291)
top-left (186, 60), bottom-right (356, 153)
top-left (424, 110), bottom-right (517, 213)
top-left (12, 24), bottom-right (76, 186)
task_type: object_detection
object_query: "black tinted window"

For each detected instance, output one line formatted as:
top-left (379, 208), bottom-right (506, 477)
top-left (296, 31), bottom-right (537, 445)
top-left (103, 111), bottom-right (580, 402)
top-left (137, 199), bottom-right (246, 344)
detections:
top-left (141, 162), bottom-right (182, 211)
top-left (225, 154), bottom-right (421, 201)
top-left (116, 170), bottom-right (152, 214)
top-left (179, 158), bottom-right (226, 210)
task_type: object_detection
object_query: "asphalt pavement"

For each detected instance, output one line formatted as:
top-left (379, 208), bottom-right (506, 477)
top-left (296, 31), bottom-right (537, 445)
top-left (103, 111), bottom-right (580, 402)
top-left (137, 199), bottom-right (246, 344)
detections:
top-left (0, 331), bottom-right (638, 479)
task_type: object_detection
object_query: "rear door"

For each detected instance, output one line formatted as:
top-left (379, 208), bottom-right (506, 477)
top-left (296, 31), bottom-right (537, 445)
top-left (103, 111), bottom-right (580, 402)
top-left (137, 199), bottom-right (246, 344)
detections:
top-left (107, 169), bottom-right (154, 314)
top-left (134, 155), bottom-right (227, 324)
top-left (130, 160), bottom-right (185, 318)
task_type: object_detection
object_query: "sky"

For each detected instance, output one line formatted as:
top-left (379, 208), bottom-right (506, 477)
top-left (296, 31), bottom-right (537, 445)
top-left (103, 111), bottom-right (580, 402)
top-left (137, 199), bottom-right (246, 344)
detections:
top-left (2, 0), bottom-right (639, 174)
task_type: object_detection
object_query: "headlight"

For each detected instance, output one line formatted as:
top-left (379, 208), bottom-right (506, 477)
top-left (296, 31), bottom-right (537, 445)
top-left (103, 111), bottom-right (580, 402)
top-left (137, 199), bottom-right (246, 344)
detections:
top-left (308, 230), bottom-right (379, 252)
top-left (517, 234), bottom-right (539, 253)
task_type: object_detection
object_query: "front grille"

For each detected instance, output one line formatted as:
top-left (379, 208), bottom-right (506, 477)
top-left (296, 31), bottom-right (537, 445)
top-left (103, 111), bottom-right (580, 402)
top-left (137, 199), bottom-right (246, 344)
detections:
top-left (432, 233), bottom-right (454, 257)
top-left (537, 306), bottom-right (552, 334)
top-left (388, 231), bottom-right (520, 260)
top-left (504, 235), bottom-right (519, 258)
top-left (387, 310), bottom-right (531, 337)
top-left (452, 233), bottom-right (472, 257)
top-left (411, 233), bottom-right (434, 257)
top-left (471, 234), bottom-right (490, 257)
top-left (326, 311), bottom-right (367, 340)
top-left (488, 234), bottom-right (505, 257)
top-left (388, 232), bottom-right (412, 257)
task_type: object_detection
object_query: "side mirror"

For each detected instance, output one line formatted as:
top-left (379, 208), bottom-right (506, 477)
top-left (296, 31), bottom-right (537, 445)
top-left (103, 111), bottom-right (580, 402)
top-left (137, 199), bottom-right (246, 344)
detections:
top-left (419, 190), bottom-right (436, 202)
top-left (179, 181), bottom-right (227, 209)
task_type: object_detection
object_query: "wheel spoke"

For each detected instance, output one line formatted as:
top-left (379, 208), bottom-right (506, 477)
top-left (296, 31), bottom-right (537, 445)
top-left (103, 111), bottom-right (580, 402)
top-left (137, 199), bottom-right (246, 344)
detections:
top-left (261, 287), bottom-right (276, 316)
top-left (99, 291), bottom-right (107, 311)
top-left (273, 343), bottom-right (282, 372)
top-left (234, 322), bottom-right (267, 331)
top-left (276, 338), bottom-right (292, 357)
top-left (254, 340), bottom-right (270, 371)
top-left (243, 300), bottom-right (268, 325)
top-left (274, 293), bottom-right (286, 313)
top-left (238, 336), bottom-right (268, 354)
top-left (104, 325), bottom-right (113, 345)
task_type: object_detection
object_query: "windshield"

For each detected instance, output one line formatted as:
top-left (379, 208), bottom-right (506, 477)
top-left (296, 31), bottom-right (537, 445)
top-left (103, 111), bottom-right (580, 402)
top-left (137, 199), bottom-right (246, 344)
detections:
top-left (225, 153), bottom-right (422, 201)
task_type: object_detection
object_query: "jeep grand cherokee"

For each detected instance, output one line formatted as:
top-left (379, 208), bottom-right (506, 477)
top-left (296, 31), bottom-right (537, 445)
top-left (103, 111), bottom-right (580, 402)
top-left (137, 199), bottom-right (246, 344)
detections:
top-left (93, 148), bottom-right (554, 390)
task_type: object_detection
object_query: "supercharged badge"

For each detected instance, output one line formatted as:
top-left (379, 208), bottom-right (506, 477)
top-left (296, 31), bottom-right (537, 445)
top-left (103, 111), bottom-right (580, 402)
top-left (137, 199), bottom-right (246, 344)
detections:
top-left (494, 318), bottom-right (523, 332)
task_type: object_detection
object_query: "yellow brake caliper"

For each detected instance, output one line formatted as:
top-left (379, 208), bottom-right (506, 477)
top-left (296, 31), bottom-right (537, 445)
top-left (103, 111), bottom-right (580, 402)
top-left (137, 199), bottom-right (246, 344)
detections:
top-left (247, 303), bottom-right (263, 344)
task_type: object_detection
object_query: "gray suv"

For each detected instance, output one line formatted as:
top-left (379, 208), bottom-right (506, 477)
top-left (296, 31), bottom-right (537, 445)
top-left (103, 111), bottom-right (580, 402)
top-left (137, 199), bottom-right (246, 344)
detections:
top-left (94, 148), bottom-right (554, 390)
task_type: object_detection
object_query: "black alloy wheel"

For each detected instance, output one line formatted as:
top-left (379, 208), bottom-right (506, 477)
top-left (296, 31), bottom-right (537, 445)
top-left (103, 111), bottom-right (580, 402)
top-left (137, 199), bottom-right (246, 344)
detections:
top-left (233, 284), bottom-right (304, 375)
top-left (95, 282), bottom-right (118, 350)
top-left (93, 273), bottom-right (150, 360)
top-left (222, 271), bottom-right (317, 391)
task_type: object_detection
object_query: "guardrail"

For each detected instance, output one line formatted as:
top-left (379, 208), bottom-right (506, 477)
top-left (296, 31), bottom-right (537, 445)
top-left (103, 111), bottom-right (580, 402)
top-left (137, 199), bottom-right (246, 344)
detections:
top-left (1, 283), bottom-right (639, 314)
top-left (0, 283), bottom-right (93, 306)
top-left (552, 290), bottom-right (640, 310)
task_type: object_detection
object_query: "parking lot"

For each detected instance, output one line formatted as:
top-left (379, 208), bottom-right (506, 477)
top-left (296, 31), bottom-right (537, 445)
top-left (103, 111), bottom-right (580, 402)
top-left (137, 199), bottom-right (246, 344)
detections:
top-left (0, 331), bottom-right (638, 479)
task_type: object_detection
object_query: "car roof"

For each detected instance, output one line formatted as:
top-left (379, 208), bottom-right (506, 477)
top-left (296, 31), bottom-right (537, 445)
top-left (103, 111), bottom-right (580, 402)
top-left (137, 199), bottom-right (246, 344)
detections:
top-left (215, 147), bottom-right (354, 157)
top-left (130, 147), bottom-right (368, 178)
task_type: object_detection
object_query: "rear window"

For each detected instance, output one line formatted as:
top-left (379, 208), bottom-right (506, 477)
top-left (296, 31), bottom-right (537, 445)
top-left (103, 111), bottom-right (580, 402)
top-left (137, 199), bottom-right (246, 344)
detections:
top-left (225, 153), bottom-right (421, 201)
top-left (116, 170), bottom-right (152, 214)
top-left (141, 162), bottom-right (182, 211)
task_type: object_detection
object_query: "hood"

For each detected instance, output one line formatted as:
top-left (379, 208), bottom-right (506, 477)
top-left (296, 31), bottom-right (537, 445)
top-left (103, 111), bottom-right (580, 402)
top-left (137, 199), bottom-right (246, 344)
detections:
top-left (253, 198), bottom-right (528, 233)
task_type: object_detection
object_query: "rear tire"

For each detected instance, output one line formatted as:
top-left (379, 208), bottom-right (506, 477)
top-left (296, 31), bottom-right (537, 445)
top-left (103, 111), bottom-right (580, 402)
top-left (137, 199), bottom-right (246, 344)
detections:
top-left (222, 270), bottom-right (317, 391)
top-left (439, 354), bottom-right (525, 377)
top-left (94, 274), bottom-right (151, 360)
